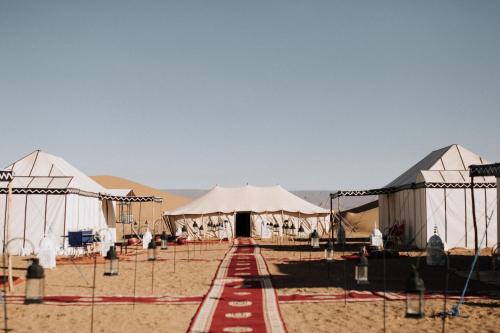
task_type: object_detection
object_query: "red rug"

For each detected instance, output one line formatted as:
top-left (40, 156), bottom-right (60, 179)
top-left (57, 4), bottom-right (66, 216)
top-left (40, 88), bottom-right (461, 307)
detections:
top-left (189, 238), bottom-right (287, 333)
top-left (3, 294), bottom-right (203, 305)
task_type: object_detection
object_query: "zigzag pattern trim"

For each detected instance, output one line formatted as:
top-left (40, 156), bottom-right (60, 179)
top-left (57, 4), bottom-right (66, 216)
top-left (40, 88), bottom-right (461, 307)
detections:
top-left (332, 181), bottom-right (497, 198)
top-left (470, 163), bottom-right (500, 177)
top-left (0, 171), bottom-right (14, 182)
top-left (99, 194), bottom-right (163, 203)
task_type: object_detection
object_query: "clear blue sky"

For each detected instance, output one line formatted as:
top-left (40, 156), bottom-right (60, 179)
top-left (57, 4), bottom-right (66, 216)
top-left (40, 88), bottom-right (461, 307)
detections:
top-left (1, 1), bottom-right (499, 190)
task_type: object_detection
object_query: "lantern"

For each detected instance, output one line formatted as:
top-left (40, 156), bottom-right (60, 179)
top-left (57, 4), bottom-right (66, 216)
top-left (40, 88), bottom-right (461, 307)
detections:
top-left (370, 228), bottom-right (383, 249)
top-left (161, 231), bottom-right (168, 250)
top-left (310, 230), bottom-right (320, 248)
top-left (198, 224), bottom-right (204, 238)
top-left (283, 220), bottom-right (289, 235)
top-left (181, 225), bottom-right (188, 238)
top-left (104, 245), bottom-right (119, 276)
top-left (273, 222), bottom-right (280, 234)
top-left (25, 258), bottom-right (45, 304)
top-left (207, 221), bottom-right (213, 232)
top-left (324, 240), bottom-right (334, 261)
top-left (290, 223), bottom-right (296, 235)
top-left (405, 266), bottom-right (425, 318)
top-left (148, 238), bottom-right (157, 261)
top-left (426, 227), bottom-right (445, 266)
top-left (192, 221), bottom-right (199, 236)
top-left (355, 251), bottom-right (369, 284)
top-left (298, 225), bottom-right (305, 239)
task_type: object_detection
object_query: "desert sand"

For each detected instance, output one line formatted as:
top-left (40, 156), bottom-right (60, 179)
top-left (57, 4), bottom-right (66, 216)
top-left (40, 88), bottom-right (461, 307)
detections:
top-left (2, 236), bottom-right (500, 332)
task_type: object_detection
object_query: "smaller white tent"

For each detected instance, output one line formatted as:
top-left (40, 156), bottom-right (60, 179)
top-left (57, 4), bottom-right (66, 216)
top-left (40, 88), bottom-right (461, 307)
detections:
top-left (0, 150), bottom-right (116, 254)
top-left (0, 151), bottom-right (161, 255)
top-left (164, 185), bottom-right (330, 239)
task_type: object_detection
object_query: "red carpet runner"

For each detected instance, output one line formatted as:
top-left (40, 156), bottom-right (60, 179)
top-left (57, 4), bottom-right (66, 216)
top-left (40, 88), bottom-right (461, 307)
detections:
top-left (189, 238), bottom-right (287, 333)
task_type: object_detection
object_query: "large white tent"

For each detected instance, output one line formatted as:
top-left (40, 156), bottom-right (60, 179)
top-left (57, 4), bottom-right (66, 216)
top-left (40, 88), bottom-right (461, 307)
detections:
top-left (334, 144), bottom-right (497, 249)
top-left (0, 150), bottom-right (160, 254)
top-left (164, 185), bottom-right (330, 239)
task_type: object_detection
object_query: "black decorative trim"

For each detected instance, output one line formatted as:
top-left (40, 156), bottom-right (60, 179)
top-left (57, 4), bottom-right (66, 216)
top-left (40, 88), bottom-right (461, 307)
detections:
top-left (470, 163), bottom-right (500, 177)
top-left (0, 171), bottom-right (14, 182)
top-left (0, 187), bottom-right (162, 203)
top-left (331, 181), bottom-right (497, 198)
top-left (99, 194), bottom-right (163, 203)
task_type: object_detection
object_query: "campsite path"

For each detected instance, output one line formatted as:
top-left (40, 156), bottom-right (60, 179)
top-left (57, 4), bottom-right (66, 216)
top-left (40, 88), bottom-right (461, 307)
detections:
top-left (188, 238), bottom-right (287, 333)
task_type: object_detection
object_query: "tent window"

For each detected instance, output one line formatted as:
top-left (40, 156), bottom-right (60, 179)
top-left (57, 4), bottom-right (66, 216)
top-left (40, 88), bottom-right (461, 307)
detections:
top-left (235, 212), bottom-right (251, 237)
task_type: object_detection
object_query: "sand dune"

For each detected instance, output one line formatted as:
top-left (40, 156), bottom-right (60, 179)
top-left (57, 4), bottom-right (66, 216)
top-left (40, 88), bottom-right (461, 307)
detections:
top-left (92, 175), bottom-right (191, 235)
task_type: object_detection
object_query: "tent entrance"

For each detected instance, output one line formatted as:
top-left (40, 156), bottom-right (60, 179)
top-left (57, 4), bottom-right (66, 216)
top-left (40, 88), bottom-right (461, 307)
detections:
top-left (235, 212), bottom-right (251, 237)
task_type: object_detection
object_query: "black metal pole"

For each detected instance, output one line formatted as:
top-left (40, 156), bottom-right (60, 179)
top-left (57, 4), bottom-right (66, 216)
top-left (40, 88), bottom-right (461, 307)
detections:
top-left (90, 254), bottom-right (97, 333)
top-left (442, 254), bottom-right (450, 333)
top-left (330, 194), bottom-right (334, 242)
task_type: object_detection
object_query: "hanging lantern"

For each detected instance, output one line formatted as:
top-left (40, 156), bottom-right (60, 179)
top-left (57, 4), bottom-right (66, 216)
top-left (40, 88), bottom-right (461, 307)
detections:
top-left (355, 251), bottom-right (369, 284)
top-left (104, 246), bottom-right (119, 276)
top-left (324, 240), bottom-right (334, 261)
top-left (290, 223), bottom-right (296, 235)
top-left (25, 258), bottom-right (45, 304)
top-left (148, 238), bottom-right (157, 261)
top-left (161, 231), bottom-right (168, 250)
top-left (273, 222), bottom-right (280, 233)
top-left (198, 224), bottom-right (204, 237)
top-left (283, 220), bottom-right (289, 235)
top-left (310, 230), bottom-right (320, 248)
top-left (337, 222), bottom-right (346, 245)
top-left (298, 225), bottom-right (305, 238)
top-left (207, 221), bottom-right (213, 232)
top-left (426, 226), bottom-right (445, 266)
top-left (192, 221), bottom-right (199, 235)
top-left (405, 266), bottom-right (425, 318)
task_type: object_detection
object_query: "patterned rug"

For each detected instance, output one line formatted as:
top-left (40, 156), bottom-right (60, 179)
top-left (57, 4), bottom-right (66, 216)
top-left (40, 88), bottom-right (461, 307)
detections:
top-left (189, 238), bottom-right (287, 333)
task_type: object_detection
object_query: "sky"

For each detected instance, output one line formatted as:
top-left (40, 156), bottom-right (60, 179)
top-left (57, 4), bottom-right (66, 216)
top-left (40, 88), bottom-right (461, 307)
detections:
top-left (1, 1), bottom-right (499, 190)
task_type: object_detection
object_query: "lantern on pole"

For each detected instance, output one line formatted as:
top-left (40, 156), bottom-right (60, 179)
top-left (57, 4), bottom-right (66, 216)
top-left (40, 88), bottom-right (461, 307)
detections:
top-left (324, 240), bottom-right (334, 261)
top-left (25, 258), bottom-right (45, 304)
top-left (181, 225), bottom-right (188, 239)
top-left (283, 220), bottom-right (289, 235)
top-left (310, 230), bottom-right (320, 248)
top-left (290, 223), bottom-right (296, 236)
top-left (192, 221), bottom-right (199, 238)
top-left (405, 266), bottom-right (425, 318)
top-left (198, 224), bottom-right (204, 238)
top-left (104, 245), bottom-right (119, 276)
top-left (298, 225), bottom-right (305, 239)
top-left (273, 222), bottom-right (280, 234)
top-left (148, 238), bottom-right (157, 261)
top-left (161, 231), bottom-right (168, 250)
top-left (426, 226), bottom-right (446, 266)
top-left (355, 251), bottom-right (369, 284)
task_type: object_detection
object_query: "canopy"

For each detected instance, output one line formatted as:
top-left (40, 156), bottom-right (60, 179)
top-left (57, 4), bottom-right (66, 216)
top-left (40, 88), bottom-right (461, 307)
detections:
top-left (165, 185), bottom-right (329, 216)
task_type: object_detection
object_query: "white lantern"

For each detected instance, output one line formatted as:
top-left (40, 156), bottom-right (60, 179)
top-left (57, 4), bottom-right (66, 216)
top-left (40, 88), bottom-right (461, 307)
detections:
top-left (370, 228), bottom-right (383, 248)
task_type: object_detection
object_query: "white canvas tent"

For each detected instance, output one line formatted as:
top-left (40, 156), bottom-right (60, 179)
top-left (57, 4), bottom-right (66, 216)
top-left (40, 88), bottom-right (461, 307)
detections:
top-left (333, 144), bottom-right (497, 249)
top-left (0, 150), bottom-right (161, 255)
top-left (164, 185), bottom-right (330, 239)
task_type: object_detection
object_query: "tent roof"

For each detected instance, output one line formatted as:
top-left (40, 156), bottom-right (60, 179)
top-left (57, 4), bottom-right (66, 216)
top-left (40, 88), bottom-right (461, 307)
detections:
top-left (4, 150), bottom-right (107, 193)
top-left (5, 150), bottom-right (107, 193)
top-left (386, 144), bottom-right (495, 187)
top-left (165, 185), bottom-right (329, 216)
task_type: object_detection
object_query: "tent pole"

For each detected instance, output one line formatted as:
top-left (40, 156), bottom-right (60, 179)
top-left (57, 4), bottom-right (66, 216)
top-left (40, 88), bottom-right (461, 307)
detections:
top-left (470, 177), bottom-right (480, 281)
top-left (330, 194), bottom-right (333, 242)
